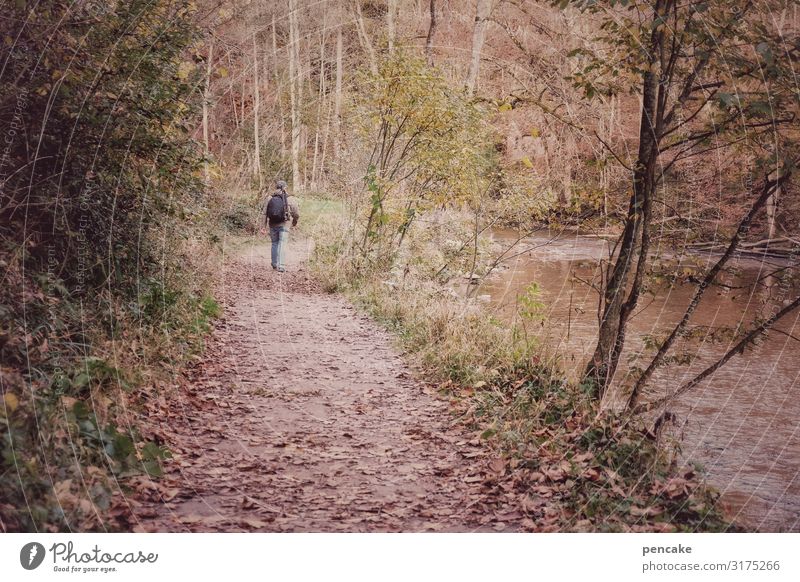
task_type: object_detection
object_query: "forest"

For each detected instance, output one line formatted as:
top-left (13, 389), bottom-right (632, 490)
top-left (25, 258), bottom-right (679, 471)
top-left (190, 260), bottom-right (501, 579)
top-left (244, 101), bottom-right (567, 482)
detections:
top-left (1, 0), bottom-right (798, 533)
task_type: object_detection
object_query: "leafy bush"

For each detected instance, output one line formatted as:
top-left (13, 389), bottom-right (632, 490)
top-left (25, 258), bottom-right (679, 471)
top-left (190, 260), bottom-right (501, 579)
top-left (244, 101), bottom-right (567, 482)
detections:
top-left (350, 50), bottom-right (498, 263)
top-left (0, 0), bottom-right (214, 532)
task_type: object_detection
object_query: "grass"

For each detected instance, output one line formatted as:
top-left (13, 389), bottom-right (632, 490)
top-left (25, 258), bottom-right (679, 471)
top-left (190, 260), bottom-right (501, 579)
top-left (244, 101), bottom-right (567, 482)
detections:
top-left (0, 233), bottom-right (221, 532)
top-left (298, 194), bottom-right (346, 231)
top-left (306, 194), bottom-right (736, 532)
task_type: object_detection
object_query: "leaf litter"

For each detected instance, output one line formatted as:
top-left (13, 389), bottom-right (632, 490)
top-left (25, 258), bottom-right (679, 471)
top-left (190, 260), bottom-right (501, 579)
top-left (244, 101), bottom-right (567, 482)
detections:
top-left (131, 241), bottom-right (532, 532)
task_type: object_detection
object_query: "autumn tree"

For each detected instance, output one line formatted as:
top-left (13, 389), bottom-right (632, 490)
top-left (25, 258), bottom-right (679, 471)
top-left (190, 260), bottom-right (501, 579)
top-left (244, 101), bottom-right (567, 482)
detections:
top-left (561, 0), bottom-right (800, 404)
top-left (354, 51), bottom-right (496, 260)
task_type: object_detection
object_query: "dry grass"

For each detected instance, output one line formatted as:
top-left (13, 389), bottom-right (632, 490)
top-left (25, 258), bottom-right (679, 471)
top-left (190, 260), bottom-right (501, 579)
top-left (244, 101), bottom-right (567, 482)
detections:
top-left (307, 197), bottom-right (735, 532)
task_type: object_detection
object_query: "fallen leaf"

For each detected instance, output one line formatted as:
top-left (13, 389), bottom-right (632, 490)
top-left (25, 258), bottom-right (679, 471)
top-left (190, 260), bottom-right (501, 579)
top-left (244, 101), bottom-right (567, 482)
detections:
top-left (160, 488), bottom-right (180, 502)
top-left (3, 393), bottom-right (19, 413)
top-left (629, 505), bottom-right (664, 518)
top-left (488, 458), bottom-right (506, 474)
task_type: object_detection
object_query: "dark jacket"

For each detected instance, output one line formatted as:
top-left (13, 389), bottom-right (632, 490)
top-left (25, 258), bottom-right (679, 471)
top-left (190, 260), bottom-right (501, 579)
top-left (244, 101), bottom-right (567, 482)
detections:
top-left (264, 191), bottom-right (300, 227)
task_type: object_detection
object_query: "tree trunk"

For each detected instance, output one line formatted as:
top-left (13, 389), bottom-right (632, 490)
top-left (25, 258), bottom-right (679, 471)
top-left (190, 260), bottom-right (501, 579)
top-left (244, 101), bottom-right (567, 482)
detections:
top-left (203, 38), bottom-right (214, 187)
top-left (387, 0), bottom-right (396, 53)
top-left (240, 60), bottom-right (246, 162)
top-left (252, 33), bottom-right (262, 190)
top-left (584, 1), bottom-right (668, 400)
top-left (354, 1), bottom-right (378, 75)
top-left (301, 12), bottom-right (311, 189)
top-left (272, 14), bottom-right (287, 156)
top-left (311, 24), bottom-right (327, 189)
top-left (288, 0), bottom-right (302, 190)
top-left (229, 53), bottom-right (240, 129)
top-left (425, 0), bottom-right (437, 67)
top-left (465, 0), bottom-right (491, 97)
top-left (766, 182), bottom-right (779, 239)
top-left (320, 88), bottom-right (333, 183)
top-left (333, 25), bottom-right (343, 160)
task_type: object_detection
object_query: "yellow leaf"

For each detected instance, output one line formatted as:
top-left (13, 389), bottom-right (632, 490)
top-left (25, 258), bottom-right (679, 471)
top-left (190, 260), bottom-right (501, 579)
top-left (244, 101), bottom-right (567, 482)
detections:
top-left (4, 36), bottom-right (13, 47)
top-left (530, 128), bottom-right (540, 138)
top-left (177, 61), bottom-right (194, 80)
top-left (521, 156), bottom-right (534, 168)
top-left (4, 393), bottom-right (19, 413)
top-left (217, 66), bottom-right (228, 78)
top-left (498, 102), bottom-right (512, 112)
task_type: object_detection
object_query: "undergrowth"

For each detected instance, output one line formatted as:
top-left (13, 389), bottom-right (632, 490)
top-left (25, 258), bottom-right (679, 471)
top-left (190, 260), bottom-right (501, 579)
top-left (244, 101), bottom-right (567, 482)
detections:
top-left (308, 195), bottom-right (734, 532)
top-left (0, 0), bottom-right (221, 532)
top-left (0, 241), bottom-right (221, 532)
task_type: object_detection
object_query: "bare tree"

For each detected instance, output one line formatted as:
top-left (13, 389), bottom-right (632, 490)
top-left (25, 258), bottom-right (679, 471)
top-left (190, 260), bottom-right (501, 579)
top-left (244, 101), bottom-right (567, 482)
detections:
top-left (425, 0), bottom-right (437, 67)
top-left (354, 0), bottom-right (378, 74)
top-left (203, 37), bottom-right (214, 186)
top-left (333, 24), bottom-right (343, 160)
top-left (311, 21), bottom-right (327, 189)
top-left (465, 0), bottom-right (492, 97)
top-left (252, 31), bottom-right (263, 189)
top-left (288, 0), bottom-right (303, 189)
top-left (272, 13), bottom-right (287, 156)
top-left (387, 0), bottom-right (396, 52)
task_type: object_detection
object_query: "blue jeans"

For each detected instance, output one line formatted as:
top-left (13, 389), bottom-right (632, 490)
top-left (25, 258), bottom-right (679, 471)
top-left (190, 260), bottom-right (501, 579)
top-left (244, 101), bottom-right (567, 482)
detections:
top-left (269, 224), bottom-right (289, 269)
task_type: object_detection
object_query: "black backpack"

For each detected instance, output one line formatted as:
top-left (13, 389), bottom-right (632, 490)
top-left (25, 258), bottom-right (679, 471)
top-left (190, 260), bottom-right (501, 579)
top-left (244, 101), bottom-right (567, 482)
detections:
top-left (266, 192), bottom-right (289, 224)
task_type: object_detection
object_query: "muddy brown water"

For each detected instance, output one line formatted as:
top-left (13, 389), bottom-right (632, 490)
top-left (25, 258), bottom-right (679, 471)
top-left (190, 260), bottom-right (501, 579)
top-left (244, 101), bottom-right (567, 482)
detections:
top-left (478, 228), bottom-right (800, 532)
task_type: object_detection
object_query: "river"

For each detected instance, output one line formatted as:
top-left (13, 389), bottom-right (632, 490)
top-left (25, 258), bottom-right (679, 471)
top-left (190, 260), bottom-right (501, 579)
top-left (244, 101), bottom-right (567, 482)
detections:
top-left (478, 228), bottom-right (800, 532)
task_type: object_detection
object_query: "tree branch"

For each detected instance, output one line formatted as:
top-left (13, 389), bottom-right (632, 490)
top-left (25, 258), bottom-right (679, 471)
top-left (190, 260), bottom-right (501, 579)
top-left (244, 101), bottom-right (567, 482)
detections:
top-left (627, 171), bottom-right (792, 409)
top-left (632, 292), bottom-right (800, 415)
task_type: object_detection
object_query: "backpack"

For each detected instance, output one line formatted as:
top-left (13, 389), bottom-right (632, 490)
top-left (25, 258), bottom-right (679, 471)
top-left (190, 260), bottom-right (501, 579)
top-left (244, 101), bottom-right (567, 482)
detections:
top-left (266, 192), bottom-right (289, 224)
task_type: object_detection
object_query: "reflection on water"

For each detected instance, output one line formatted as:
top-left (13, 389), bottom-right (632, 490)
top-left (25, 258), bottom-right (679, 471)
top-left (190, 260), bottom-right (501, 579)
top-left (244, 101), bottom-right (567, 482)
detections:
top-left (480, 228), bottom-right (800, 532)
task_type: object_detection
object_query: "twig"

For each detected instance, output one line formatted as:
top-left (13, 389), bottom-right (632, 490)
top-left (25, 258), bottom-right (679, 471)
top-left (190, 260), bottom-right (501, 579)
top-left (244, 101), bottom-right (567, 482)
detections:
top-left (632, 293), bottom-right (800, 415)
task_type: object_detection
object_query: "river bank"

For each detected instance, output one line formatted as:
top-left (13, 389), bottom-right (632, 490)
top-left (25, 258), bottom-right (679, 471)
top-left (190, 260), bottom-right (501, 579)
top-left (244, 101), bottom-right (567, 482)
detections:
top-left (479, 228), bottom-right (800, 532)
top-left (306, 201), bottom-right (735, 532)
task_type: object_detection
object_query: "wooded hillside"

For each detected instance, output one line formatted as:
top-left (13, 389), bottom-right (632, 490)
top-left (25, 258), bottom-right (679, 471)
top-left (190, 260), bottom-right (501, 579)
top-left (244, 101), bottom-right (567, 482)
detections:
top-left (2, 0), bottom-right (798, 533)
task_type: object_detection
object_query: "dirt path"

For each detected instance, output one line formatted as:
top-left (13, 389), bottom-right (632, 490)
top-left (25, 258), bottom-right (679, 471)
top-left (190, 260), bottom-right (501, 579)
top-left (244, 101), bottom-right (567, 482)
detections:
top-left (132, 237), bottom-right (525, 532)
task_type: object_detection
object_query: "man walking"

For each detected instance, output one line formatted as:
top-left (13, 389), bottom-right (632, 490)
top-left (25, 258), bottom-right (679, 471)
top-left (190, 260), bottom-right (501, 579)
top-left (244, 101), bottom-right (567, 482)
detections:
top-left (263, 180), bottom-right (300, 272)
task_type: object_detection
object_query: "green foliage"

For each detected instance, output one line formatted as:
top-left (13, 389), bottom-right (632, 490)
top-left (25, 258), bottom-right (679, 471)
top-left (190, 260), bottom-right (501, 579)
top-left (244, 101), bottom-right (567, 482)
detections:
top-left (352, 50), bottom-right (498, 260)
top-left (561, 0), bottom-right (799, 176)
top-left (518, 282), bottom-right (546, 322)
top-left (0, 0), bottom-right (210, 532)
top-left (2, 1), bottom-right (203, 291)
top-left (51, 357), bottom-right (129, 397)
top-left (221, 199), bottom-right (261, 233)
top-left (70, 402), bottom-right (169, 478)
